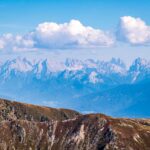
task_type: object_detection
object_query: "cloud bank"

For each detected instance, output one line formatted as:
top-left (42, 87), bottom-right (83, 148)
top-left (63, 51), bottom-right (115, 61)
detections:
top-left (117, 16), bottom-right (150, 45)
top-left (33, 20), bottom-right (114, 48)
top-left (0, 33), bottom-right (34, 51)
top-left (0, 20), bottom-right (114, 51)
top-left (0, 16), bottom-right (150, 52)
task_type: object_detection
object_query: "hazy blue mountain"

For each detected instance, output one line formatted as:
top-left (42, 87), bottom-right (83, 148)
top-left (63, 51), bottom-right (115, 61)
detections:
top-left (0, 57), bottom-right (149, 117)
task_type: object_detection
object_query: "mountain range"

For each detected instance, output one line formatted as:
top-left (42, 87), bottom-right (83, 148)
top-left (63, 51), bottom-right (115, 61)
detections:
top-left (0, 57), bottom-right (150, 117)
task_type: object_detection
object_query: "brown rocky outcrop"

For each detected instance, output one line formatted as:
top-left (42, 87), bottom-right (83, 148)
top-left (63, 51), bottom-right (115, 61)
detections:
top-left (0, 98), bottom-right (149, 150)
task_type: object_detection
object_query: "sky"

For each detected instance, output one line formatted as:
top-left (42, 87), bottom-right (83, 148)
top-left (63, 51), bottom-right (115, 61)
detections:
top-left (0, 0), bottom-right (150, 65)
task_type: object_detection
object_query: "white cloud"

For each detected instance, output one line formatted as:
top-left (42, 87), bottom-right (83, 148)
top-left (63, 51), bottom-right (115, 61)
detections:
top-left (0, 20), bottom-right (114, 51)
top-left (1, 17), bottom-right (150, 52)
top-left (32, 19), bottom-right (114, 48)
top-left (117, 16), bottom-right (150, 45)
top-left (0, 33), bottom-right (34, 51)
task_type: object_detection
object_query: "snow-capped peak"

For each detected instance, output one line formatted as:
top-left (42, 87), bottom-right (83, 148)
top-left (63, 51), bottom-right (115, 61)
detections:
top-left (130, 57), bottom-right (150, 72)
top-left (0, 57), bottom-right (149, 84)
top-left (129, 58), bottom-right (150, 83)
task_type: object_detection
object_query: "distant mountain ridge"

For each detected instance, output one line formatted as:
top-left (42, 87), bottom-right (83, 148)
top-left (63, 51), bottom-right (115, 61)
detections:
top-left (0, 57), bottom-right (150, 117)
top-left (0, 57), bottom-right (149, 82)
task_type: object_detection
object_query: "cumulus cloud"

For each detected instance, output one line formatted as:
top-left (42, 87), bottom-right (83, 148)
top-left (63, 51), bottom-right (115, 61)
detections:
top-left (1, 17), bottom-right (150, 52)
top-left (117, 16), bottom-right (150, 45)
top-left (0, 33), bottom-right (34, 51)
top-left (32, 20), bottom-right (114, 48)
top-left (0, 20), bottom-right (114, 51)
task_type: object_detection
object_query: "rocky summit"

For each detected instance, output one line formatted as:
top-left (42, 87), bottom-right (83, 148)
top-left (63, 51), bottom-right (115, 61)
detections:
top-left (0, 98), bottom-right (150, 150)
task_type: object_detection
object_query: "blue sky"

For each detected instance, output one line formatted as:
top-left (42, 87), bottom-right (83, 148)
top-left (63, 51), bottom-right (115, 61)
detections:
top-left (0, 0), bottom-right (150, 64)
top-left (0, 0), bottom-right (150, 34)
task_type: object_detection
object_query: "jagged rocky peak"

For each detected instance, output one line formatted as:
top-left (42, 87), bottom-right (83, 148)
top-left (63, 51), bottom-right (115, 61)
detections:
top-left (130, 57), bottom-right (150, 72)
top-left (0, 57), bottom-right (149, 76)
top-left (110, 57), bottom-right (126, 68)
top-left (65, 58), bottom-right (83, 67)
top-left (128, 57), bottom-right (150, 82)
top-left (0, 98), bottom-right (150, 150)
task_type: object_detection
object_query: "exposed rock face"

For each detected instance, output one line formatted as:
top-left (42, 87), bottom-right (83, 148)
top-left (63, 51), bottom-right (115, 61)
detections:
top-left (0, 98), bottom-right (80, 122)
top-left (0, 99), bottom-right (150, 150)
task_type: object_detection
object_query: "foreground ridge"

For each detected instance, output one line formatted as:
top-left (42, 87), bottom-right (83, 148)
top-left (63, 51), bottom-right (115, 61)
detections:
top-left (0, 98), bottom-right (150, 150)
